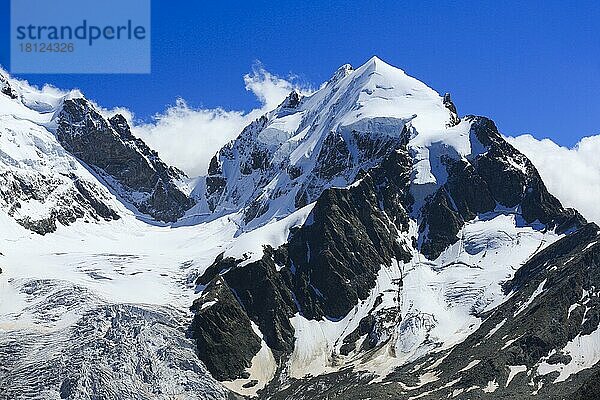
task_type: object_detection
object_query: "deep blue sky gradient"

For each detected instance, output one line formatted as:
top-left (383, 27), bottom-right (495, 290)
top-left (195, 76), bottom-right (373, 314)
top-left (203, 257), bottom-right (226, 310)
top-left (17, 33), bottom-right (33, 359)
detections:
top-left (1, 0), bottom-right (599, 146)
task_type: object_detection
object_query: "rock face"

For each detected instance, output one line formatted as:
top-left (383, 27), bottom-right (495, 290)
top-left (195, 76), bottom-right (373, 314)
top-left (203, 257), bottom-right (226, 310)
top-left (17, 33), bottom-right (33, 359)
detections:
top-left (56, 99), bottom-right (195, 222)
top-left (268, 223), bottom-right (600, 400)
top-left (191, 146), bottom-right (414, 378)
top-left (417, 116), bottom-right (585, 259)
top-left (0, 170), bottom-right (120, 235)
top-left (443, 93), bottom-right (460, 127)
top-left (190, 277), bottom-right (262, 381)
top-left (0, 87), bottom-right (121, 234)
top-left (189, 58), bottom-right (595, 398)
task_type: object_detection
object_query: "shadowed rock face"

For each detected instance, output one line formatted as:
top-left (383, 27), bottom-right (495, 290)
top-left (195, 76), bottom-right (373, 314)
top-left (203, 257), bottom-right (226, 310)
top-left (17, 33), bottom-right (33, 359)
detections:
top-left (191, 112), bottom-right (592, 396)
top-left (1, 78), bottom-right (123, 234)
top-left (189, 277), bottom-right (262, 381)
top-left (56, 99), bottom-right (195, 222)
top-left (191, 146), bottom-right (414, 380)
top-left (443, 93), bottom-right (460, 127)
top-left (418, 116), bottom-right (585, 259)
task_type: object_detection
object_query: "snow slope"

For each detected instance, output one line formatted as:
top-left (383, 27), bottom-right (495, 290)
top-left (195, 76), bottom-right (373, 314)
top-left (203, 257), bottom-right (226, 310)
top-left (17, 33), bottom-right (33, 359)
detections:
top-left (199, 56), bottom-right (461, 230)
top-left (0, 76), bottom-right (124, 234)
top-left (0, 58), bottom-right (597, 400)
top-left (283, 212), bottom-right (561, 381)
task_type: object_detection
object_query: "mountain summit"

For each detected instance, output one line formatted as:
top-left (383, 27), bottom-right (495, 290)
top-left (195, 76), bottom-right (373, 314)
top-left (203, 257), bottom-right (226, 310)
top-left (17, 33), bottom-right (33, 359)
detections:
top-left (0, 59), bottom-right (599, 400)
top-left (198, 56), bottom-right (458, 230)
top-left (0, 70), bottom-right (195, 232)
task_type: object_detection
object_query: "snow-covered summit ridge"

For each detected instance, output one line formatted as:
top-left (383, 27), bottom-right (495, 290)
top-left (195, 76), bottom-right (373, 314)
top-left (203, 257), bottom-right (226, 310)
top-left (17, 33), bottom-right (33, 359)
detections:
top-left (197, 56), bottom-right (464, 229)
top-left (0, 68), bottom-right (84, 130)
top-left (0, 70), bottom-right (124, 234)
top-left (0, 68), bottom-right (195, 230)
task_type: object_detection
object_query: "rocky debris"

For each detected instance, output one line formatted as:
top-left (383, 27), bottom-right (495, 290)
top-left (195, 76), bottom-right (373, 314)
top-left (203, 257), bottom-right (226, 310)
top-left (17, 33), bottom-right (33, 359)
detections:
top-left (56, 99), bottom-right (195, 222)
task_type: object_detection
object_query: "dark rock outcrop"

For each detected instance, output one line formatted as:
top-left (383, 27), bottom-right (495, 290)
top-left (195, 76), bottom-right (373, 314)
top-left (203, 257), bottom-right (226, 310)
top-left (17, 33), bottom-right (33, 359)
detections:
top-left (0, 170), bottom-right (120, 235)
top-left (56, 99), bottom-right (195, 222)
top-left (443, 93), bottom-right (460, 127)
top-left (189, 277), bottom-right (262, 381)
top-left (192, 146), bottom-right (414, 379)
top-left (418, 116), bottom-right (585, 259)
top-left (0, 74), bottom-right (18, 99)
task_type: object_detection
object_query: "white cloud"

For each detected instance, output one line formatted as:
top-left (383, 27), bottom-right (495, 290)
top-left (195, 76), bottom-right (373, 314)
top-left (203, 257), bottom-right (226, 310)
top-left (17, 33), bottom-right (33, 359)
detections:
top-left (243, 64), bottom-right (303, 111)
top-left (132, 102), bottom-right (248, 177)
top-left (507, 134), bottom-right (600, 225)
top-left (132, 64), bottom-right (312, 177)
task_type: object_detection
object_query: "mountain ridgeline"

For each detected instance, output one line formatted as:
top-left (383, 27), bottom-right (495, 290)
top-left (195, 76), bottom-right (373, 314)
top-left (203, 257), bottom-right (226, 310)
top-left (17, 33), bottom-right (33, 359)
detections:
top-left (189, 58), bottom-right (597, 399)
top-left (1, 58), bottom-right (599, 400)
top-left (56, 98), bottom-right (195, 223)
top-left (190, 114), bottom-right (586, 382)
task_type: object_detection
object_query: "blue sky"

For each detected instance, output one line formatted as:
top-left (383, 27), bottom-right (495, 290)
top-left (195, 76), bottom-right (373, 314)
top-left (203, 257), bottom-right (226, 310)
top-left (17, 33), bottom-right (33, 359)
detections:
top-left (1, 0), bottom-right (599, 146)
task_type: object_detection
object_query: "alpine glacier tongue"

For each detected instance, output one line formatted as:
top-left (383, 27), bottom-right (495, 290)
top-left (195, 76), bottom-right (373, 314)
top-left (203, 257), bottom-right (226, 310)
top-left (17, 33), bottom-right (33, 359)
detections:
top-left (199, 56), bottom-right (458, 229)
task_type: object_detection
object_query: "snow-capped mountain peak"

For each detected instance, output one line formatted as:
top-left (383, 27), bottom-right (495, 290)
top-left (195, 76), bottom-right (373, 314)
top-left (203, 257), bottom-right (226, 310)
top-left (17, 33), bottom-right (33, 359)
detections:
top-left (2, 58), bottom-right (599, 400)
top-left (0, 70), bottom-right (196, 233)
top-left (198, 56), bottom-right (460, 229)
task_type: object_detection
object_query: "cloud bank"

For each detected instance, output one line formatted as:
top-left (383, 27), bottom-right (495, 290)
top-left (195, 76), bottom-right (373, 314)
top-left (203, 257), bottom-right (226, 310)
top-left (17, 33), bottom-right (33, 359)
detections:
top-left (507, 134), bottom-right (600, 225)
top-left (132, 65), bottom-right (312, 177)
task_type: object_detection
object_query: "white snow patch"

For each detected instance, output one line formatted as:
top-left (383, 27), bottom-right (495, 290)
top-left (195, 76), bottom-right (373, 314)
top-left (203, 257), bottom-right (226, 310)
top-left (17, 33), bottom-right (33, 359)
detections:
top-left (482, 379), bottom-right (499, 393)
top-left (506, 365), bottom-right (527, 387)
top-left (537, 325), bottom-right (600, 382)
top-left (485, 318), bottom-right (506, 339)
top-left (514, 279), bottom-right (547, 317)
top-left (459, 359), bottom-right (481, 372)
top-left (222, 323), bottom-right (277, 397)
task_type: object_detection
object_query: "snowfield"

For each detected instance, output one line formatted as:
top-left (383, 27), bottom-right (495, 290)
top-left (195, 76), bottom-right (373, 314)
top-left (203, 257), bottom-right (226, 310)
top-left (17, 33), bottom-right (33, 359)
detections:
top-left (1, 58), bottom-right (598, 399)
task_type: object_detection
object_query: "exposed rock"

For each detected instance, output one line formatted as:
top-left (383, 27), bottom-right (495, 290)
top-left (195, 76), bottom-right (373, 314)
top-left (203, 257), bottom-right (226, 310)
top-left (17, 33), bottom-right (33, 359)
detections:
top-left (56, 99), bottom-right (195, 222)
top-left (0, 74), bottom-right (18, 99)
top-left (200, 59), bottom-right (422, 229)
top-left (0, 168), bottom-right (120, 235)
top-left (443, 93), bottom-right (460, 127)
top-left (417, 116), bottom-right (585, 259)
top-left (189, 277), bottom-right (262, 381)
top-left (261, 223), bottom-right (600, 400)
top-left (193, 146), bottom-right (414, 376)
